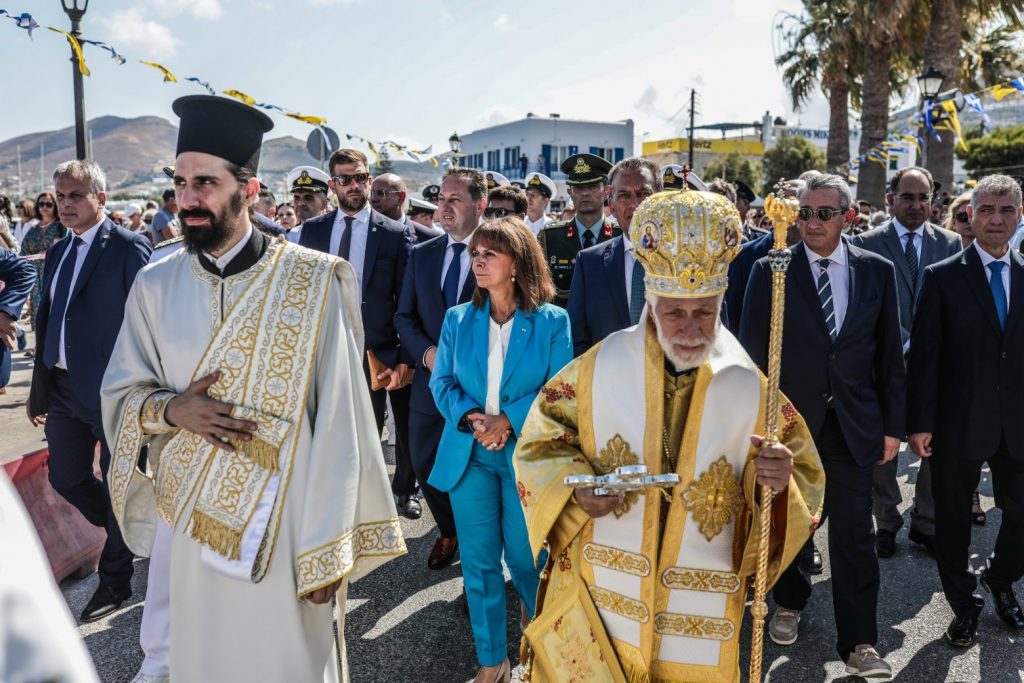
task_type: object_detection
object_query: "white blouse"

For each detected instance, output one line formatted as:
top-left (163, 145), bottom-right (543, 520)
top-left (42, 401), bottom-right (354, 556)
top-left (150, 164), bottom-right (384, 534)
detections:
top-left (485, 317), bottom-right (514, 415)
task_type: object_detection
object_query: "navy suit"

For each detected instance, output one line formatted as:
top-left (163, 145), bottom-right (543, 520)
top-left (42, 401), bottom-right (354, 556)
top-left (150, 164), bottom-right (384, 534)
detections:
top-left (908, 246), bottom-right (1024, 613)
top-left (29, 219), bottom-right (151, 588)
top-left (0, 248), bottom-right (36, 388)
top-left (394, 233), bottom-right (475, 538)
top-left (725, 231), bottom-right (772, 335)
top-left (739, 241), bottom-right (905, 660)
top-left (567, 236), bottom-right (630, 356)
top-left (299, 208), bottom-right (417, 494)
top-left (403, 215), bottom-right (443, 244)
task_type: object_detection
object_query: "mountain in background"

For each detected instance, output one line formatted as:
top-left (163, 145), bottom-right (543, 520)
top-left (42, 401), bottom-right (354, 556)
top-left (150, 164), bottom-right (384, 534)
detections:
top-left (0, 115), bottom-right (444, 199)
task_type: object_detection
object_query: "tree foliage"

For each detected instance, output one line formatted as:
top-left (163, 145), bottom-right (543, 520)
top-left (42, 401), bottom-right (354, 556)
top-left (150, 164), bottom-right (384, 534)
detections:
top-left (956, 124), bottom-right (1024, 177)
top-left (760, 135), bottom-right (826, 197)
top-left (702, 153), bottom-right (762, 193)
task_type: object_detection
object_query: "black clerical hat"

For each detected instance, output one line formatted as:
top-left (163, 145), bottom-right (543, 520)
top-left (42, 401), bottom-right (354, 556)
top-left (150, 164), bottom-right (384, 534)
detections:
top-left (172, 95), bottom-right (274, 172)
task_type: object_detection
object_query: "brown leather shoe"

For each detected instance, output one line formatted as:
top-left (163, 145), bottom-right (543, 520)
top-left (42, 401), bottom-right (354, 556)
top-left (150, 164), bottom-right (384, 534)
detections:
top-left (427, 536), bottom-right (458, 569)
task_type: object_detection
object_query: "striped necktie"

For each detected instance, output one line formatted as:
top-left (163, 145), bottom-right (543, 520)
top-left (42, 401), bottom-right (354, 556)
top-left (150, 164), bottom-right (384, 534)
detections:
top-left (817, 258), bottom-right (838, 342)
top-left (630, 258), bottom-right (645, 324)
top-left (904, 232), bottom-right (919, 289)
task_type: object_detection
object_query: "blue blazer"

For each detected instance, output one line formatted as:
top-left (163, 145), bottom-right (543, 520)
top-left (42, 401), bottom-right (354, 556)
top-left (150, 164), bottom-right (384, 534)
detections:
top-left (427, 300), bottom-right (572, 492)
top-left (567, 236), bottom-right (629, 357)
top-left (28, 219), bottom-right (151, 418)
top-left (0, 247), bottom-right (37, 378)
top-left (394, 233), bottom-right (475, 415)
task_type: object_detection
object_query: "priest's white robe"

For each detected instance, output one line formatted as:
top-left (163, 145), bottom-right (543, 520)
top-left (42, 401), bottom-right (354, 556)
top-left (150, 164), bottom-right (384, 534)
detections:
top-left (101, 238), bottom-right (405, 681)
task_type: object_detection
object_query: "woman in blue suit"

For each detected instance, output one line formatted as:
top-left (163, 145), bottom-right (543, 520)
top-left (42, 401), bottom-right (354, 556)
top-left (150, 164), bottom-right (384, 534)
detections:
top-left (430, 217), bottom-right (572, 682)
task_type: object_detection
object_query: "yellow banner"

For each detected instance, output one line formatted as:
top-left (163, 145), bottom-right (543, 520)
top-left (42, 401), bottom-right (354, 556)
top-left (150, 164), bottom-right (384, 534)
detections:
top-left (284, 112), bottom-right (327, 126)
top-left (139, 60), bottom-right (177, 83)
top-left (48, 27), bottom-right (90, 77)
top-left (223, 89), bottom-right (256, 105)
top-left (642, 138), bottom-right (763, 155)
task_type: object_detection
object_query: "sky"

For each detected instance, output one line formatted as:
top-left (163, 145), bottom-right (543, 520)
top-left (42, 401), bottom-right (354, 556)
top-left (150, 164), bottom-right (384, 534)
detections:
top-left (0, 0), bottom-right (837, 153)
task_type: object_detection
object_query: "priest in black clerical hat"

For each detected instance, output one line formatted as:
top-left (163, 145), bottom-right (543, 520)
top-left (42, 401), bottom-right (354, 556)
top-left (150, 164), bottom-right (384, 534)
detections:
top-left (173, 94), bottom-right (274, 172)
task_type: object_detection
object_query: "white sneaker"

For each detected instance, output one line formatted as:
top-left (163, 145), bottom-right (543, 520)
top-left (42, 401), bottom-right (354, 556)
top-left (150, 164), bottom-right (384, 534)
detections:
top-left (130, 674), bottom-right (170, 683)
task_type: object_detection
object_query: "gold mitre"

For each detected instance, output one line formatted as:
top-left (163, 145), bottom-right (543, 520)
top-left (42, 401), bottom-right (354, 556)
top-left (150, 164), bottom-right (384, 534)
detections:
top-left (630, 190), bottom-right (742, 298)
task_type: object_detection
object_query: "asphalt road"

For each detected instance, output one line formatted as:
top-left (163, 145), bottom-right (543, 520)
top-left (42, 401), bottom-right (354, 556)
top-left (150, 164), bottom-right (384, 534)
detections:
top-left (61, 444), bottom-right (1021, 682)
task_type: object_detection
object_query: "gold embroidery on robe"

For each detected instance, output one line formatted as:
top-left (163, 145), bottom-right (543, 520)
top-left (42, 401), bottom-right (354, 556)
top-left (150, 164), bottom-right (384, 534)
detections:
top-left (681, 455), bottom-right (743, 542)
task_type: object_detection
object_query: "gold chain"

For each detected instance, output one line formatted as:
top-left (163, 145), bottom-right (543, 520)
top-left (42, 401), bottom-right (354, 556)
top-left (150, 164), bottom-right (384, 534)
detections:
top-left (662, 426), bottom-right (677, 473)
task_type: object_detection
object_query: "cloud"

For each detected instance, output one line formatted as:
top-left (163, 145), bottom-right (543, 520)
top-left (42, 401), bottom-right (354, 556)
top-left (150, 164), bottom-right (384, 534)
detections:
top-left (101, 8), bottom-right (177, 58)
top-left (494, 14), bottom-right (511, 32)
top-left (308, 0), bottom-right (364, 5)
top-left (149, 0), bottom-right (224, 20)
top-left (475, 105), bottom-right (518, 128)
top-left (634, 85), bottom-right (661, 117)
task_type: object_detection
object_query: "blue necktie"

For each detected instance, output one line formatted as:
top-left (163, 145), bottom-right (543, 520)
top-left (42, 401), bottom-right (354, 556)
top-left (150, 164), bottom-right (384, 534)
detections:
top-left (443, 243), bottom-right (466, 309)
top-left (44, 236), bottom-right (83, 369)
top-left (817, 258), bottom-right (838, 343)
top-left (630, 258), bottom-right (645, 325)
top-left (989, 261), bottom-right (1007, 330)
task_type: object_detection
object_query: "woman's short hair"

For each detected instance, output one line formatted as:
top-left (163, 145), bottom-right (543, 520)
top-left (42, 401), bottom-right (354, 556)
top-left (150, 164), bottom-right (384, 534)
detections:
top-left (469, 217), bottom-right (555, 312)
top-left (33, 192), bottom-right (56, 222)
top-left (17, 198), bottom-right (34, 219)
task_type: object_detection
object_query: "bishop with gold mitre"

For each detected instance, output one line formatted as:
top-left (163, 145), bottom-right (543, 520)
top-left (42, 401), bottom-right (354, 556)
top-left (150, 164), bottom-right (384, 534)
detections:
top-left (514, 189), bottom-right (825, 683)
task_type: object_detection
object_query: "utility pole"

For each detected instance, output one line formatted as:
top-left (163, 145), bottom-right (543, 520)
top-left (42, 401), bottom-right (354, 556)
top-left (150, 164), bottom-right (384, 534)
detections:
top-left (687, 89), bottom-right (699, 169)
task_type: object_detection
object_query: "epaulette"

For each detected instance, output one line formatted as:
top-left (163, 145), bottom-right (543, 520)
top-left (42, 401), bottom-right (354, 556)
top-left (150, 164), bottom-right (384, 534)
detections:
top-left (541, 219), bottom-right (571, 232)
top-left (153, 235), bottom-right (185, 250)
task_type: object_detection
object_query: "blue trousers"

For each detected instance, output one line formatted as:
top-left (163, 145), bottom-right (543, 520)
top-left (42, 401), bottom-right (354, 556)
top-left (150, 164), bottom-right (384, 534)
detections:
top-left (449, 442), bottom-right (539, 666)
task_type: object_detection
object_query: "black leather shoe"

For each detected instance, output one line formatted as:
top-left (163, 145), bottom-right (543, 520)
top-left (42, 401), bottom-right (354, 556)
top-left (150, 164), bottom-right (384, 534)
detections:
top-left (908, 528), bottom-right (935, 556)
top-left (945, 598), bottom-right (984, 647)
top-left (81, 582), bottom-right (132, 623)
top-left (799, 544), bottom-right (823, 575)
top-left (980, 569), bottom-right (1024, 629)
top-left (875, 530), bottom-right (896, 559)
top-left (427, 536), bottom-right (459, 570)
top-left (396, 495), bottom-right (422, 520)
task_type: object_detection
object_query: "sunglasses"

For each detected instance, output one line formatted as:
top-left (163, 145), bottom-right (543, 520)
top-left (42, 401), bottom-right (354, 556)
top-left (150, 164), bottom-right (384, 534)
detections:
top-left (36, 201), bottom-right (55, 208)
top-left (370, 189), bottom-right (400, 198)
top-left (484, 207), bottom-right (516, 218)
top-left (332, 173), bottom-right (370, 186)
top-left (955, 211), bottom-right (970, 222)
top-left (798, 207), bottom-right (844, 222)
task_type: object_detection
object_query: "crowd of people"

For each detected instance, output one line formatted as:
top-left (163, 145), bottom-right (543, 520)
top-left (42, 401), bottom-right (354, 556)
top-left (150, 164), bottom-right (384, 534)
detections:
top-left (1, 93), bottom-right (1023, 683)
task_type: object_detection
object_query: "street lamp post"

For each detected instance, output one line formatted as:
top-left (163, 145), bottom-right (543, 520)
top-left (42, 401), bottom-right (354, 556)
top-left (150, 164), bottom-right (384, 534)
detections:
top-left (916, 66), bottom-right (944, 168)
top-left (448, 131), bottom-right (462, 168)
top-left (61, 0), bottom-right (91, 161)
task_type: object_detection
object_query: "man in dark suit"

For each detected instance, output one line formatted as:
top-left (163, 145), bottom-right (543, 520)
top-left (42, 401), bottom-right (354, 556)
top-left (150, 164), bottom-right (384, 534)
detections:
top-left (567, 157), bottom-right (662, 356)
top-left (298, 149), bottom-right (420, 520)
top-left (538, 153), bottom-right (620, 307)
top-left (908, 173), bottom-right (1024, 647)
top-left (852, 166), bottom-right (963, 558)
top-left (0, 247), bottom-right (36, 391)
top-left (740, 173), bottom-right (904, 678)
top-left (394, 167), bottom-right (485, 569)
top-left (369, 172), bottom-right (442, 244)
top-left (27, 160), bottom-right (151, 622)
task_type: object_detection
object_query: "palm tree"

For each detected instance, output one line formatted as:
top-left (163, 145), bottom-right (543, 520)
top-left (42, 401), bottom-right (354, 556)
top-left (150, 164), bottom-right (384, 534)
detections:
top-left (775, 1), bottom-right (861, 171)
top-left (922, 0), bottom-right (1024, 191)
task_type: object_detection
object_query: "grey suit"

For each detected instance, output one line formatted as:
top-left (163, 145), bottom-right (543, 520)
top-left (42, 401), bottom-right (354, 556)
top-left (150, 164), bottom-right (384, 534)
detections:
top-left (852, 221), bottom-right (963, 536)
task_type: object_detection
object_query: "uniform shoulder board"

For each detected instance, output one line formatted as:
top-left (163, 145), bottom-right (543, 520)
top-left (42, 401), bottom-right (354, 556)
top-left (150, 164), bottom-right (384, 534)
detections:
top-left (541, 219), bottom-right (570, 232)
top-left (153, 235), bottom-right (185, 250)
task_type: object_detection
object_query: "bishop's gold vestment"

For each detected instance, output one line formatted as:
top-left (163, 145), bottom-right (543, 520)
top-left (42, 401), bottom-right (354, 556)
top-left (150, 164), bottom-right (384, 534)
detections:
top-left (514, 314), bottom-right (825, 683)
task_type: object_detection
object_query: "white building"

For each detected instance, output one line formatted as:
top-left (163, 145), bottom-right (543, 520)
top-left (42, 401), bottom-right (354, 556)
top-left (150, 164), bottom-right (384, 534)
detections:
top-left (457, 114), bottom-right (634, 202)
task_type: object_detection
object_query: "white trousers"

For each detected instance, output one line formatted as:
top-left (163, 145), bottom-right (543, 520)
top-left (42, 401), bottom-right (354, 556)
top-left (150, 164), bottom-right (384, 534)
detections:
top-left (138, 518), bottom-right (171, 676)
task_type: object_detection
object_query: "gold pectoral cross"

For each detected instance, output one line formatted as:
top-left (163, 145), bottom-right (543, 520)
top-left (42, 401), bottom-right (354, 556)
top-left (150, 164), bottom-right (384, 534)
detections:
top-left (682, 455), bottom-right (743, 541)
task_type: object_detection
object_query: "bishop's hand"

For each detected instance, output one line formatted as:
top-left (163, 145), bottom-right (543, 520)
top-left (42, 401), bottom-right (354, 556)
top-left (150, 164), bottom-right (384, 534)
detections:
top-left (164, 371), bottom-right (258, 452)
top-left (574, 487), bottom-right (625, 518)
top-left (750, 434), bottom-right (793, 492)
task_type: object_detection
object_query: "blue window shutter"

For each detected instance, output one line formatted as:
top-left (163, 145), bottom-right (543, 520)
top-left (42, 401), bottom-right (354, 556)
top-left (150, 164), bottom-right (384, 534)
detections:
top-left (615, 147), bottom-right (624, 162)
top-left (542, 144), bottom-right (552, 175)
top-left (569, 145), bottom-right (579, 156)
top-left (589, 146), bottom-right (599, 156)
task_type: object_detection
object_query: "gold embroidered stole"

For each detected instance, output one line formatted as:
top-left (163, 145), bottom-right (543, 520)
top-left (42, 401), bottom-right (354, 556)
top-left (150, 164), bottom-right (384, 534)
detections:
top-left (109, 241), bottom-right (337, 578)
top-left (577, 314), bottom-right (764, 682)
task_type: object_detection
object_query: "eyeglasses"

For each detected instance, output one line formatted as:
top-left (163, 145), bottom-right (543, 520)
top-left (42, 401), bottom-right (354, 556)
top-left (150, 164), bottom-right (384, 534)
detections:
top-left (484, 207), bottom-right (516, 218)
top-left (36, 201), bottom-right (55, 208)
top-left (896, 192), bottom-right (933, 203)
top-left (955, 211), bottom-right (970, 223)
top-left (369, 189), bottom-right (401, 198)
top-left (797, 207), bottom-right (843, 222)
top-left (332, 173), bottom-right (370, 186)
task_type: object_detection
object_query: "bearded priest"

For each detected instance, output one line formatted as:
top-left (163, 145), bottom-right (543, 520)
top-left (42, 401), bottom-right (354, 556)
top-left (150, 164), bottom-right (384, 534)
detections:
top-left (514, 190), bottom-right (825, 683)
top-left (100, 95), bottom-right (405, 681)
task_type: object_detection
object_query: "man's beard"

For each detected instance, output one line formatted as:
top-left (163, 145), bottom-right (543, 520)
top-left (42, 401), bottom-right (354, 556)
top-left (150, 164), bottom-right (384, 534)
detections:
top-left (179, 191), bottom-right (245, 254)
top-left (338, 190), bottom-right (368, 214)
top-left (652, 311), bottom-right (719, 372)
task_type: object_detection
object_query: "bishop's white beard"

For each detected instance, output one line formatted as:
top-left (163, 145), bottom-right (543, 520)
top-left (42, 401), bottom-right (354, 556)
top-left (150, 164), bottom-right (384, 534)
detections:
top-left (651, 307), bottom-right (719, 372)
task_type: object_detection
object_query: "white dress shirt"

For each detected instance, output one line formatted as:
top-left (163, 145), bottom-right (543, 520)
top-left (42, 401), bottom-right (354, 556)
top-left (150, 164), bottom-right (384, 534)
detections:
top-left (485, 317), bottom-right (513, 416)
top-left (440, 233), bottom-right (472, 295)
top-left (49, 219), bottom-right (104, 370)
top-left (331, 204), bottom-right (371, 285)
top-left (804, 241), bottom-right (850, 335)
top-left (525, 214), bottom-right (553, 237)
top-left (623, 234), bottom-right (639, 312)
top-left (974, 241), bottom-right (1012, 310)
top-left (202, 225), bottom-right (252, 273)
top-left (892, 218), bottom-right (921, 268)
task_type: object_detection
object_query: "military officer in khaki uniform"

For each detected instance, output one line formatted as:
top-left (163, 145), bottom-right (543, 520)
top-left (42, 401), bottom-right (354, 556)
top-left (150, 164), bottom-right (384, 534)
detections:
top-left (538, 153), bottom-right (619, 307)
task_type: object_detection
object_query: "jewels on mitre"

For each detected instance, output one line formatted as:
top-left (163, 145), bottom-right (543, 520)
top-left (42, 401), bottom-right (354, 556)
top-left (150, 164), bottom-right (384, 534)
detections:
top-left (630, 190), bottom-right (742, 298)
